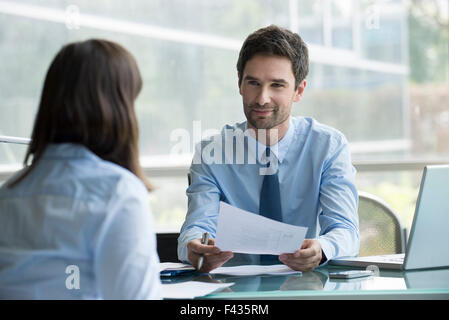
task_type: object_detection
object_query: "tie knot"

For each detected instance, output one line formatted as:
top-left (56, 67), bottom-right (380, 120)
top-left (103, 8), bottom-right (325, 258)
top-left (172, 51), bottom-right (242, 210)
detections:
top-left (265, 147), bottom-right (271, 158)
top-left (263, 147), bottom-right (272, 168)
top-left (260, 147), bottom-right (278, 175)
top-left (264, 147), bottom-right (277, 165)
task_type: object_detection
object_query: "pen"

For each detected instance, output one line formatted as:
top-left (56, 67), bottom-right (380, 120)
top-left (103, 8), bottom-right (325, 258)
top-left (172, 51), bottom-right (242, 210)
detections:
top-left (197, 232), bottom-right (210, 271)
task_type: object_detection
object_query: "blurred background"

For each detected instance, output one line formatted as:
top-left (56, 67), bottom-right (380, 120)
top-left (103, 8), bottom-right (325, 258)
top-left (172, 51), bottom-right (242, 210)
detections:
top-left (1, 0), bottom-right (448, 238)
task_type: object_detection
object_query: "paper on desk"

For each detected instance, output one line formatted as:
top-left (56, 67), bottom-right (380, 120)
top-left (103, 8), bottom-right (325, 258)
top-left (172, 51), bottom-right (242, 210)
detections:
top-left (215, 202), bottom-right (308, 255)
top-left (162, 281), bottom-right (234, 299)
top-left (159, 262), bottom-right (195, 273)
top-left (210, 264), bottom-right (301, 276)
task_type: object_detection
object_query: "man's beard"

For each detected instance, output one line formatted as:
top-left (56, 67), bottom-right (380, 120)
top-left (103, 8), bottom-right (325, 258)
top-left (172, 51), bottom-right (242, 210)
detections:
top-left (245, 103), bottom-right (288, 129)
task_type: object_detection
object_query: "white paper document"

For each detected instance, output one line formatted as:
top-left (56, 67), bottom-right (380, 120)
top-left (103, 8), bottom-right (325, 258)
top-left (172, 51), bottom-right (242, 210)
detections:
top-left (215, 202), bottom-right (308, 255)
top-left (159, 262), bottom-right (195, 273)
top-left (162, 281), bottom-right (234, 299)
top-left (210, 264), bottom-right (301, 276)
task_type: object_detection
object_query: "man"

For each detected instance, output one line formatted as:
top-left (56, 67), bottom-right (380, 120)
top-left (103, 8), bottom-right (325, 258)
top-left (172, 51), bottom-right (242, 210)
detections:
top-left (178, 25), bottom-right (359, 272)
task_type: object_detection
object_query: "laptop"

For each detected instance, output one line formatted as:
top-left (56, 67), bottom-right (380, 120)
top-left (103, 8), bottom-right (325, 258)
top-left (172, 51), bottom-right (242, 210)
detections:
top-left (330, 165), bottom-right (449, 270)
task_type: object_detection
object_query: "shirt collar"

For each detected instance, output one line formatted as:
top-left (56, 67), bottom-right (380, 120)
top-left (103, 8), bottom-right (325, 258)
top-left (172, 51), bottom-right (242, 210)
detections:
top-left (245, 117), bottom-right (295, 164)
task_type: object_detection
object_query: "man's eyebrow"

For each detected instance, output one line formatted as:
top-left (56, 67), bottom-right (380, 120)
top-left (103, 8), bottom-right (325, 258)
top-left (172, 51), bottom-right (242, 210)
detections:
top-left (243, 75), bottom-right (259, 81)
top-left (243, 75), bottom-right (289, 84)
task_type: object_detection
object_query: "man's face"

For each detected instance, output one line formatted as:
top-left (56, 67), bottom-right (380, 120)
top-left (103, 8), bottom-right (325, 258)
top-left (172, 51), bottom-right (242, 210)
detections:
top-left (239, 54), bottom-right (305, 130)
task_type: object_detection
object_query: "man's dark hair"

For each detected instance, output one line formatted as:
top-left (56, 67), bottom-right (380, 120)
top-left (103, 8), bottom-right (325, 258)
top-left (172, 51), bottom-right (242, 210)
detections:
top-left (237, 25), bottom-right (309, 89)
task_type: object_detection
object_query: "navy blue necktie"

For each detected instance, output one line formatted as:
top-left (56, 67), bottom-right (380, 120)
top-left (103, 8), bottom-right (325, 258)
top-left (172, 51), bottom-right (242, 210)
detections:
top-left (259, 147), bottom-right (282, 264)
top-left (259, 147), bottom-right (282, 222)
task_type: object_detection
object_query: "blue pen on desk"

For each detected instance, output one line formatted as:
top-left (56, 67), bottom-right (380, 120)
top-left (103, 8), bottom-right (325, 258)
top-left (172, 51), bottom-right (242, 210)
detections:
top-left (197, 232), bottom-right (210, 271)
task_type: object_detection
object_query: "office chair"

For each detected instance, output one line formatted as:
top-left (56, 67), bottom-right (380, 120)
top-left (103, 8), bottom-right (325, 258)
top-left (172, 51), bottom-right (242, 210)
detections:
top-left (156, 233), bottom-right (181, 262)
top-left (358, 191), bottom-right (407, 256)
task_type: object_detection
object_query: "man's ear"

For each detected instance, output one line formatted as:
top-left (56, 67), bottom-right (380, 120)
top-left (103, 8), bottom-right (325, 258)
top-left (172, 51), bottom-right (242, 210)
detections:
top-left (293, 80), bottom-right (306, 102)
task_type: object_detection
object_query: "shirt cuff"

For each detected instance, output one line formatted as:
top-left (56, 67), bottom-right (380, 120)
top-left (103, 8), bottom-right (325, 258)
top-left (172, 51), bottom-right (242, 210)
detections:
top-left (319, 250), bottom-right (328, 265)
top-left (317, 237), bottom-right (335, 262)
top-left (177, 228), bottom-right (204, 263)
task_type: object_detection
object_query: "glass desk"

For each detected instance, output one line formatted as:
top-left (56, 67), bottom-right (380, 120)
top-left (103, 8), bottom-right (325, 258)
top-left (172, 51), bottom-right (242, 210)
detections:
top-left (162, 265), bottom-right (449, 299)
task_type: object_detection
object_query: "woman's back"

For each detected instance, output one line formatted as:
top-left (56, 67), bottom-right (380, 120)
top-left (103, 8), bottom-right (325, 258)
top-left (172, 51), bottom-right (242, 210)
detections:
top-left (0, 143), bottom-right (161, 299)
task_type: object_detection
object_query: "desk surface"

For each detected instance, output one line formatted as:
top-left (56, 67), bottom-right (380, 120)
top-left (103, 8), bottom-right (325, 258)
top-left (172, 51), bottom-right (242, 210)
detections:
top-left (162, 265), bottom-right (449, 300)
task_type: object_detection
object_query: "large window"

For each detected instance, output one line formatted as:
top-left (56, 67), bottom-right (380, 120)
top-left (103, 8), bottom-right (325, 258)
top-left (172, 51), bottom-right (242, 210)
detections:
top-left (1, 0), bottom-right (448, 236)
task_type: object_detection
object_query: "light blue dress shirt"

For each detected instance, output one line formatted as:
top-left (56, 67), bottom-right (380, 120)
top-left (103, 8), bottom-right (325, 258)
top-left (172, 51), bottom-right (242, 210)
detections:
top-left (0, 143), bottom-right (162, 299)
top-left (178, 116), bottom-right (359, 264)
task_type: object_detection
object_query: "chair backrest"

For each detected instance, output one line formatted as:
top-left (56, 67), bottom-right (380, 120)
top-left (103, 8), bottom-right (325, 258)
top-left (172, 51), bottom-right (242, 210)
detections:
top-left (156, 232), bottom-right (180, 262)
top-left (358, 191), bottom-right (407, 256)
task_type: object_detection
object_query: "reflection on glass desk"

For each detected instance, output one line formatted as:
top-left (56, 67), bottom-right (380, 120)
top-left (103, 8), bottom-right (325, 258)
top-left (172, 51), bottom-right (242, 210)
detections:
top-left (161, 266), bottom-right (449, 300)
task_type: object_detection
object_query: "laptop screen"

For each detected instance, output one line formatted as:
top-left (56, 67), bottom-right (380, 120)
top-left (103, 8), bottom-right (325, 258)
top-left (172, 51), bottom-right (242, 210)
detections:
top-left (404, 165), bottom-right (449, 270)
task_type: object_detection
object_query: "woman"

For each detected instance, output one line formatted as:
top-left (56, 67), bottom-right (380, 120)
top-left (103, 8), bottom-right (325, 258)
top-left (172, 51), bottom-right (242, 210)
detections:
top-left (0, 39), bottom-right (162, 299)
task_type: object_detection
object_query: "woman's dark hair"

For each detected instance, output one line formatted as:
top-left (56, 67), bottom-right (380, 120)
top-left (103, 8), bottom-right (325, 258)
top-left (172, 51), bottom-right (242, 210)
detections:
top-left (9, 39), bottom-right (152, 190)
top-left (237, 25), bottom-right (309, 88)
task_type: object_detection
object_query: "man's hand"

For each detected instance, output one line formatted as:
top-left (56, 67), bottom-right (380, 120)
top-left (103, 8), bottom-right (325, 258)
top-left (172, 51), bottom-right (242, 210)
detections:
top-left (279, 239), bottom-right (323, 272)
top-left (187, 238), bottom-right (234, 273)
